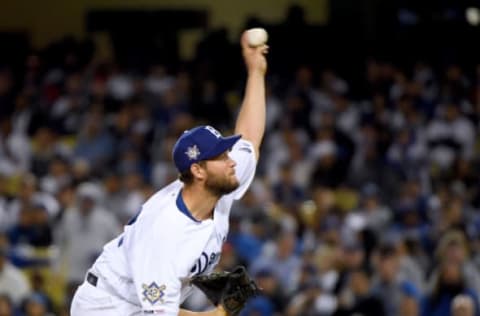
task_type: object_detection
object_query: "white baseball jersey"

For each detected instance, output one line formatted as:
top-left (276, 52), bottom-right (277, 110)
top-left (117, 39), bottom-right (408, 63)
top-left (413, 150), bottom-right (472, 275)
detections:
top-left (87, 139), bottom-right (256, 315)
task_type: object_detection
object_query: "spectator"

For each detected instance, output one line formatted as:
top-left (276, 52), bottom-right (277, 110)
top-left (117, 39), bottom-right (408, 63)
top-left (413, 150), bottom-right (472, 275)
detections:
top-left (429, 230), bottom-right (480, 298)
top-left (55, 182), bottom-right (120, 299)
top-left (50, 73), bottom-right (87, 135)
top-left (370, 243), bottom-right (420, 316)
top-left (344, 182), bottom-right (392, 236)
top-left (72, 107), bottom-right (114, 173)
top-left (250, 230), bottom-right (302, 295)
top-left (285, 281), bottom-right (326, 316)
top-left (333, 267), bottom-right (385, 316)
top-left (271, 162), bottom-right (305, 209)
top-left (0, 233), bottom-right (31, 306)
top-left (333, 240), bottom-right (366, 298)
top-left (264, 122), bottom-right (310, 189)
top-left (38, 155), bottom-right (72, 196)
top-left (426, 103), bottom-right (475, 169)
top-left (239, 268), bottom-right (281, 316)
top-left (6, 175), bottom-right (60, 230)
top-left (228, 212), bottom-right (266, 267)
top-left (8, 202), bottom-right (53, 249)
top-left (30, 127), bottom-right (65, 179)
top-left (421, 260), bottom-right (480, 316)
top-left (0, 116), bottom-right (31, 176)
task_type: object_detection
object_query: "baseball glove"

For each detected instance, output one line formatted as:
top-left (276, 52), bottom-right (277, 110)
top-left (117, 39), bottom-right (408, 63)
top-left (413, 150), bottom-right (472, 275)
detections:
top-left (190, 266), bottom-right (260, 315)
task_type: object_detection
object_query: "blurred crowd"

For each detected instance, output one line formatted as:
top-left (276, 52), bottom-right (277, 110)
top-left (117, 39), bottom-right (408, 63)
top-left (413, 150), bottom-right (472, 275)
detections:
top-left (1, 16), bottom-right (480, 316)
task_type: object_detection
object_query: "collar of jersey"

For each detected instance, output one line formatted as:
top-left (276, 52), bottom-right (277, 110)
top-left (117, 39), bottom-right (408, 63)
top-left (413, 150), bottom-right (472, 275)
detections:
top-left (176, 190), bottom-right (202, 223)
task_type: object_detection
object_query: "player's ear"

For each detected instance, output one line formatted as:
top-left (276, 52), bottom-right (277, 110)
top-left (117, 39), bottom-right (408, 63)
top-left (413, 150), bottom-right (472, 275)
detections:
top-left (190, 162), bottom-right (206, 181)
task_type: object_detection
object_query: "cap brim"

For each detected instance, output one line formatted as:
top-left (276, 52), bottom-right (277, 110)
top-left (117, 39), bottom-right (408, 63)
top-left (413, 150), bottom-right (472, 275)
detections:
top-left (202, 134), bottom-right (241, 160)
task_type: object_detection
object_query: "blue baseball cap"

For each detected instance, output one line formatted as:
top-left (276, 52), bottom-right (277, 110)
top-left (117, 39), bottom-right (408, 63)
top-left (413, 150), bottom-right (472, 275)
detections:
top-left (172, 125), bottom-right (241, 172)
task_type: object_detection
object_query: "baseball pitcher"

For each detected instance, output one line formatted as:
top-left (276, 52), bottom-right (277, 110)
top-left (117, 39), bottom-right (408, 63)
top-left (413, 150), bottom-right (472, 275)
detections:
top-left (70, 29), bottom-right (268, 316)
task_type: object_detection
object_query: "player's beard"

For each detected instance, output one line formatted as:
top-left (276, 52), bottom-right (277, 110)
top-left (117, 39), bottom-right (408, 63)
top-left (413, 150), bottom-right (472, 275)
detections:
top-left (205, 172), bottom-right (239, 197)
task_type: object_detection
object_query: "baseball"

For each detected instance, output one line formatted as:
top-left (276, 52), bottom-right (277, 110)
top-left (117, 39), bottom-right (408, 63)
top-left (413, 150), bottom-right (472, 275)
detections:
top-left (246, 28), bottom-right (268, 47)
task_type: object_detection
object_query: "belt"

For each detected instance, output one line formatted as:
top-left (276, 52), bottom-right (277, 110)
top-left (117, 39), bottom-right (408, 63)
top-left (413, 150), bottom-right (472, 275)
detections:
top-left (85, 271), bottom-right (137, 307)
top-left (87, 272), bottom-right (98, 287)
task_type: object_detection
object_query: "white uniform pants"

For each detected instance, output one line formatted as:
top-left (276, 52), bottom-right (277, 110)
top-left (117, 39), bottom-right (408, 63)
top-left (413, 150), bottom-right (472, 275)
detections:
top-left (70, 281), bottom-right (142, 316)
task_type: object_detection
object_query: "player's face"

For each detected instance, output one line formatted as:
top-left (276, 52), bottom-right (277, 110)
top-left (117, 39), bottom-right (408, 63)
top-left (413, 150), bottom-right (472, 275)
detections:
top-left (203, 151), bottom-right (239, 196)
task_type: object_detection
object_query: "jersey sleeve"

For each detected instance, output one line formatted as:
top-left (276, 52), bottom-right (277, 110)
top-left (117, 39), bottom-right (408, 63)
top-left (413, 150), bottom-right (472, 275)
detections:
top-left (229, 139), bottom-right (257, 200)
top-left (127, 211), bottom-right (183, 315)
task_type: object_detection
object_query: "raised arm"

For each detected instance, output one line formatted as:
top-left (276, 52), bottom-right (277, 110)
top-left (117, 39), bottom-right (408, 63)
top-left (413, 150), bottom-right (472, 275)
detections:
top-left (234, 30), bottom-right (269, 159)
